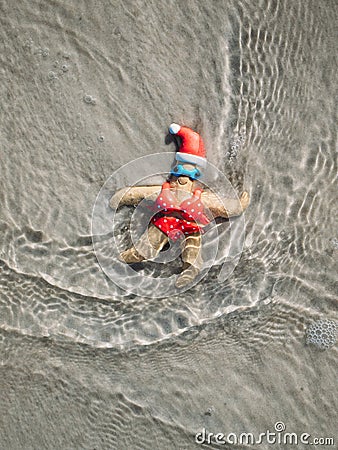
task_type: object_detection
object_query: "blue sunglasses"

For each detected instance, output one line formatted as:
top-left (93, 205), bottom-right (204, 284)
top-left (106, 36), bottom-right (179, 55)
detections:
top-left (170, 164), bottom-right (201, 180)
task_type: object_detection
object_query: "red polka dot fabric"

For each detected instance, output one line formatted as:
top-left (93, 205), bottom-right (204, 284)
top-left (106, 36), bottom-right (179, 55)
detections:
top-left (151, 182), bottom-right (210, 240)
top-left (151, 216), bottom-right (201, 241)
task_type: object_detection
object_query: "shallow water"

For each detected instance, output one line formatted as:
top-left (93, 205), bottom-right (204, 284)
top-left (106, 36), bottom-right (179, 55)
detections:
top-left (1, 0), bottom-right (337, 448)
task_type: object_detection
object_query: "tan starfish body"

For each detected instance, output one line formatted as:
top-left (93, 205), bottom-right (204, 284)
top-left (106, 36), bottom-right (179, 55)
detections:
top-left (110, 175), bottom-right (249, 287)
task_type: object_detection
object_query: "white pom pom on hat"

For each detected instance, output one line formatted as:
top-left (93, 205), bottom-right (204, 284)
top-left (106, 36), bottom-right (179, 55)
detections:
top-left (169, 123), bottom-right (181, 134)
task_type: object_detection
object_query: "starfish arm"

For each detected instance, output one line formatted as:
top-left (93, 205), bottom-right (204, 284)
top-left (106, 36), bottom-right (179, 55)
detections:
top-left (201, 191), bottom-right (250, 219)
top-left (109, 185), bottom-right (161, 209)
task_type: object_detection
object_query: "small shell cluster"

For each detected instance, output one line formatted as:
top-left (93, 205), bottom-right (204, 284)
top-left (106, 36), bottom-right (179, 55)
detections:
top-left (330, 237), bottom-right (338, 249)
top-left (83, 94), bottom-right (96, 105)
top-left (22, 38), bottom-right (72, 81)
top-left (306, 319), bottom-right (337, 350)
top-left (35, 47), bottom-right (50, 57)
top-left (227, 133), bottom-right (246, 161)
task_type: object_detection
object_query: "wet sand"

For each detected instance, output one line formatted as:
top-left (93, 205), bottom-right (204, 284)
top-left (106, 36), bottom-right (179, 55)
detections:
top-left (0, 0), bottom-right (337, 448)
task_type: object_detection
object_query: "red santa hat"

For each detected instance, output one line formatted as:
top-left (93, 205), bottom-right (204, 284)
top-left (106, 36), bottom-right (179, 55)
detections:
top-left (169, 123), bottom-right (207, 168)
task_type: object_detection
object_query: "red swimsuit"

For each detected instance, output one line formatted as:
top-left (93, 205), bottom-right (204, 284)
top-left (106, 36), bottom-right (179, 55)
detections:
top-left (151, 182), bottom-right (210, 241)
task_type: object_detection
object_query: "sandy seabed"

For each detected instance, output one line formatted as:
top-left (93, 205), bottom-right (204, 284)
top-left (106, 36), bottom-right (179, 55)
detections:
top-left (0, 0), bottom-right (337, 449)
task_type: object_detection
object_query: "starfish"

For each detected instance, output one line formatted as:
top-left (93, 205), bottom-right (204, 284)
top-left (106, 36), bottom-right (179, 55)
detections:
top-left (110, 175), bottom-right (249, 287)
top-left (110, 123), bottom-right (249, 288)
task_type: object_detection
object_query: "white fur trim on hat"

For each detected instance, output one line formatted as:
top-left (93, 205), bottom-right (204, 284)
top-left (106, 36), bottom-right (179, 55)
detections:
top-left (175, 152), bottom-right (207, 168)
top-left (169, 123), bottom-right (181, 134)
